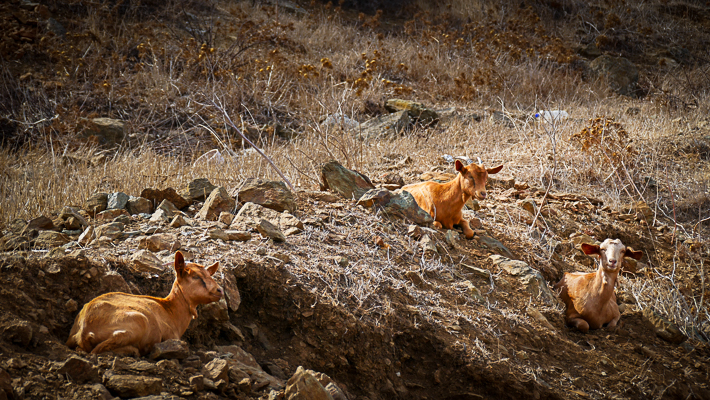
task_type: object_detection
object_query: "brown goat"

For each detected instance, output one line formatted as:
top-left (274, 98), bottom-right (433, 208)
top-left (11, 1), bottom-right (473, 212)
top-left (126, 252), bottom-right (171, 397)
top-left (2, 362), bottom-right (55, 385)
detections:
top-left (66, 251), bottom-right (223, 356)
top-left (554, 239), bottom-right (643, 332)
top-left (403, 159), bottom-right (503, 239)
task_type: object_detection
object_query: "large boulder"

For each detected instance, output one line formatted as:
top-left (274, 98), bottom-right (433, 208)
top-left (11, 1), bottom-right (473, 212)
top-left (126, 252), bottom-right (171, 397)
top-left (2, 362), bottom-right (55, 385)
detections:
top-left (197, 187), bottom-right (236, 221)
top-left (233, 178), bottom-right (296, 213)
top-left (320, 160), bottom-right (375, 200)
top-left (588, 55), bottom-right (639, 97)
top-left (357, 110), bottom-right (410, 140)
top-left (181, 178), bottom-right (217, 203)
top-left (357, 188), bottom-right (433, 225)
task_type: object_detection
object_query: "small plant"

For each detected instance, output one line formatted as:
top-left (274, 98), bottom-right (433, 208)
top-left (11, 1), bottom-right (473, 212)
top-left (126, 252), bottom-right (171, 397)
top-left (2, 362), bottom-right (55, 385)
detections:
top-left (572, 116), bottom-right (638, 183)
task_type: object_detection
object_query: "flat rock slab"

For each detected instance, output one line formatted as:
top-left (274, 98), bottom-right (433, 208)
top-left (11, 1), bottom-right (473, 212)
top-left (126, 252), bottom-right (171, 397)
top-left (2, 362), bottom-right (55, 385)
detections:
top-left (234, 178), bottom-right (296, 213)
top-left (489, 255), bottom-right (556, 304)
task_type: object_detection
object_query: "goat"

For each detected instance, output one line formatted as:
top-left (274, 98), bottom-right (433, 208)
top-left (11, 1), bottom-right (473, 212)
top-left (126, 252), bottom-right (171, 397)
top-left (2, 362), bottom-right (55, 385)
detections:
top-left (554, 238), bottom-right (643, 332)
top-left (402, 159), bottom-right (503, 239)
top-left (66, 251), bottom-right (223, 356)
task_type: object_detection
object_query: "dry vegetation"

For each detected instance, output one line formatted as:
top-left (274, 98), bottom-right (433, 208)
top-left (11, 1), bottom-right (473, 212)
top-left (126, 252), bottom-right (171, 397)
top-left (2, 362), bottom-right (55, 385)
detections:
top-left (1, 0), bottom-right (710, 397)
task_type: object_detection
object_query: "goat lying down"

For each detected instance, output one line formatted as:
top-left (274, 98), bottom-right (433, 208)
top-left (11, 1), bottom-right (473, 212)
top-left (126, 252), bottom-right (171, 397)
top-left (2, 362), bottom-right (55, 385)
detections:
top-left (403, 159), bottom-right (503, 239)
top-left (554, 239), bottom-right (643, 332)
top-left (66, 251), bottom-right (223, 356)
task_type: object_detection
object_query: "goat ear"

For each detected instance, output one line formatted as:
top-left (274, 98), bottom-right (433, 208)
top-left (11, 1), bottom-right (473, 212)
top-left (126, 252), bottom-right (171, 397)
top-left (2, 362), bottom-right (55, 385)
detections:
top-left (455, 159), bottom-right (464, 172)
top-left (174, 251), bottom-right (186, 276)
top-left (206, 262), bottom-right (219, 276)
top-left (581, 243), bottom-right (600, 255)
top-left (487, 164), bottom-right (504, 175)
top-left (625, 247), bottom-right (643, 260)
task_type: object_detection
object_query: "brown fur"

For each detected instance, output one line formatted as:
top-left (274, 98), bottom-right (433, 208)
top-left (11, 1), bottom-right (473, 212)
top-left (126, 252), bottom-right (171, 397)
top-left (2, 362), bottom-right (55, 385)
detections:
top-left (554, 239), bottom-right (643, 333)
top-left (66, 251), bottom-right (223, 356)
top-left (403, 160), bottom-right (503, 239)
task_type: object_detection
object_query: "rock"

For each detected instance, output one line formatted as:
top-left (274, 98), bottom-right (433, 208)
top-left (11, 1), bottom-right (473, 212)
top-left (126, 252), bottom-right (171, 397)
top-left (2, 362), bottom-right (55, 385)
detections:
top-left (407, 224), bottom-right (423, 239)
top-left (465, 198), bottom-right (480, 211)
top-left (139, 234), bottom-right (176, 252)
top-left (257, 219), bottom-right (286, 242)
top-left (234, 178), bottom-right (296, 213)
top-left (231, 202), bottom-right (303, 233)
top-left (79, 118), bottom-right (126, 148)
top-left (100, 271), bottom-right (131, 294)
top-left (460, 263), bottom-right (491, 279)
top-left (197, 187), bottom-right (236, 221)
top-left (284, 366), bottom-right (334, 400)
top-left (301, 190), bottom-right (340, 203)
top-left (222, 272), bottom-right (242, 312)
top-left (33, 231), bottom-right (70, 248)
top-left (381, 172), bottom-right (405, 187)
top-left (320, 160), bottom-right (375, 200)
top-left (22, 215), bottom-right (54, 234)
top-left (357, 188), bottom-right (433, 225)
top-left (226, 230), bottom-right (252, 242)
top-left (107, 192), bottom-right (129, 210)
top-left (56, 355), bottom-right (100, 383)
top-left (130, 250), bottom-right (165, 274)
top-left (468, 217), bottom-right (482, 229)
top-left (643, 308), bottom-right (687, 344)
top-left (358, 110), bottom-right (411, 140)
top-left (633, 200), bottom-right (653, 220)
top-left (59, 206), bottom-right (88, 228)
top-left (385, 99), bottom-right (438, 124)
top-left (0, 368), bottom-right (13, 399)
top-left (203, 358), bottom-right (230, 382)
top-left (103, 372), bottom-right (163, 398)
top-left (126, 196), bottom-right (153, 215)
top-left (519, 199), bottom-right (538, 215)
top-left (489, 255), bottom-right (556, 304)
top-left (156, 199), bottom-right (180, 218)
top-left (420, 234), bottom-right (437, 255)
top-left (527, 307), bottom-right (554, 330)
top-left (479, 235), bottom-right (516, 259)
top-left (189, 375), bottom-right (204, 391)
top-left (95, 209), bottom-right (130, 222)
top-left (77, 226), bottom-right (96, 246)
top-left (445, 230), bottom-right (461, 247)
top-left (169, 215), bottom-right (188, 228)
top-left (181, 178), bottom-right (217, 202)
top-left (337, 256), bottom-right (349, 267)
top-left (2, 320), bottom-right (33, 348)
top-left (150, 208), bottom-right (171, 223)
top-left (488, 175), bottom-right (515, 189)
top-left (64, 216), bottom-right (82, 230)
top-left (588, 54), bottom-right (639, 97)
top-left (85, 192), bottom-right (109, 216)
top-left (95, 222), bottom-right (124, 240)
top-left (140, 187), bottom-right (190, 210)
top-left (219, 212), bottom-right (235, 226)
top-left (66, 299), bottom-right (78, 312)
top-left (209, 228), bottom-right (231, 241)
top-left (149, 339), bottom-right (190, 361)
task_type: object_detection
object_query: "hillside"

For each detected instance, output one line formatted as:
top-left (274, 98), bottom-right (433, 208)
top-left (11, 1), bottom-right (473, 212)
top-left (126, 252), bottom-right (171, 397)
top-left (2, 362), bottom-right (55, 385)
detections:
top-left (0, 0), bottom-right (709, 399)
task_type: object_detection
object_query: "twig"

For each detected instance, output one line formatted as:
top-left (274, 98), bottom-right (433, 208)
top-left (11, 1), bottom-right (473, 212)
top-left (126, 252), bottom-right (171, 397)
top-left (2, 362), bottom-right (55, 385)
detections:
top-left (207, 97), bottom-right (294, 191)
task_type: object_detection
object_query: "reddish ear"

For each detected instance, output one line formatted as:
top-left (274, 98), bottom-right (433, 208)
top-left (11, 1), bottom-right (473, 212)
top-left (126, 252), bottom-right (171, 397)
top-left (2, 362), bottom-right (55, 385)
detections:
top-left (455, 159), bottom-right (464, 172)
top-left (206, 262), bottom-right (219, 276)
top-left (487, 164), bottom-right (504, 175)
top-left (625, 247), bottom-right (643, 260)
top-left (581, 243), bottom-right (600, 255)
top-left (174, 251), bottom-right (186, 276)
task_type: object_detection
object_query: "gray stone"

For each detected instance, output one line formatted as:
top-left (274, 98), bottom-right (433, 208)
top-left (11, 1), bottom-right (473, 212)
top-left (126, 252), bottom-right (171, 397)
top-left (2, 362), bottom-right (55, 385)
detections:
top-left (181, 178), bottom-right (217, 202)
top-left (385, 99), bottom-right (438, 124)
top-left (589, 55), bottom-right (639, 97)
top-left (149, 339), bottom-right (190, 361)
top-left (138, 233), bottom-right (176, 253)
top-left (127, 196), bottom-right (153, 215)
top-left (320, 160), bottom-right (375, 200)
top-left (79, 118), bottom-right (126, 148)
top-left (103, 372), bottom-right (163, 398)
top-left (2, 320), bottom-right (33, 348)
top-left (489, 255), bottom-right (555, 304)
top-left (59, 206), bottom-right (88, 228)
top-left (358, 110), bottom-right (410, 140)
top-left (209, 228), bottom-right (230, 241)
top-left (107, 192), bottom-right (129, 210)
top-left (358, 188), bottom-right (433, 225)
top-left (234, 178), bottom-right (296, 213)
top-left (231, 202), bottom-right (303, 233)
top-left (226, 230), bottom-right (252, 242)
top-left (420, 234), bottom-right (437, 255)
top-left (257, 219), bottom-right (286, 242)
top-left (56, 355), bottom-right (99, 383)
top-left (169, 215), bottom-right (188, 228)
top-left (222, 272), bottom-right (241, 312)
top-left (643, 308), bottom-right (687, 344)
top-left (84, 192), bottom-right (108, 217)
top-left (156, 199), bottom-right (180, 218)
top-left (197, 187), bottom-right (236, 221)
top-left (479, 235), bottom-right (516, 259)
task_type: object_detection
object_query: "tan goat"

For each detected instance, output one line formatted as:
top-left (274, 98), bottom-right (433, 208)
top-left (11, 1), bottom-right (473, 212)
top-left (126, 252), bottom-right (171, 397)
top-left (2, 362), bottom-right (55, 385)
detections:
top-left (554, 239), bottom-right (643, 332)
top-left (403, 159), bottom-right (503, 239)
top-left (66, 251), bottom-right (223, 356)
